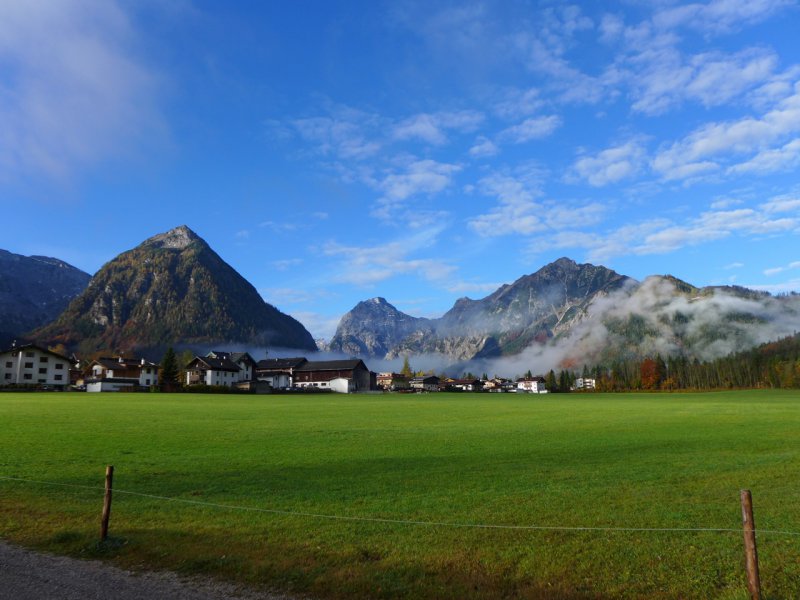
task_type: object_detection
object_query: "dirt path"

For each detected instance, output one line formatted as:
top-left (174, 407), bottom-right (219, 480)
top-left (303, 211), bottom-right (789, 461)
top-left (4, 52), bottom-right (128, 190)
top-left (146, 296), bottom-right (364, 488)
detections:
top-left (0, 540), bottom-right (303, 600)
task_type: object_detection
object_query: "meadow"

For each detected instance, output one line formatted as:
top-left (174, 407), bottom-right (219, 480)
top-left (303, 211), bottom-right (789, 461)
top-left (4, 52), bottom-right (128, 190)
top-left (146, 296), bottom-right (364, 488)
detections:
top-left (1, 390), bottom-right (799, 599)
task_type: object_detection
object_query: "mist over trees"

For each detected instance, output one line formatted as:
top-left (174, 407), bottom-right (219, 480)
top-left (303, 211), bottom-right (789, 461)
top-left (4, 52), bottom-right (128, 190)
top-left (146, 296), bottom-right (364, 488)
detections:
top-left (581, 333), bottom-right (800, 392)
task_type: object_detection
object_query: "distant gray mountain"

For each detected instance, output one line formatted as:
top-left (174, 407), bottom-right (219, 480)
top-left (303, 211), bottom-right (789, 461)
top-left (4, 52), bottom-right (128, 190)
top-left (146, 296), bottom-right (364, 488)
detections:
top-left (331, 258), bottom-right (633, 361)
top-left (328, 297), bottom-right (433, 357)
top-left (329, 258), bottom-right (800, 367)
top-left (0, 250), bottom-right (91, 346)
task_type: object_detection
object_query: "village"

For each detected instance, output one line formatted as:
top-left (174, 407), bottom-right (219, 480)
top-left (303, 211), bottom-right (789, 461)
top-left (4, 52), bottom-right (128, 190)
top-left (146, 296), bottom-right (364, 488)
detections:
top-left (0, 342), bottom-right (596, 394)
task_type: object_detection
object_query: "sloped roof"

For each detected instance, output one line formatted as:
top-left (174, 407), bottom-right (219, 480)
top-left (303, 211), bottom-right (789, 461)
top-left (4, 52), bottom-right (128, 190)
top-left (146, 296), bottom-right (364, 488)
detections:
top-left (93, 356), bottom-right (158, 370)
top-left (188, 356), bottom-right (240, 372)
top-left (295, 359), bottom-right (366, 372)
top-left (256, 357), bottom-right (308, 370)
top-left (208, 351), bottom-right (256, 366)
top-left (0, 343), bottom-right (71, 362)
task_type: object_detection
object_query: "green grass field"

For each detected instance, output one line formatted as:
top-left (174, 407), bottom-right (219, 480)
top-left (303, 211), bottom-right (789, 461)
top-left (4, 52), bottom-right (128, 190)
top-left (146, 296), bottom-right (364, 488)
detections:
top-left (1, 391), bottom-right (799, 599)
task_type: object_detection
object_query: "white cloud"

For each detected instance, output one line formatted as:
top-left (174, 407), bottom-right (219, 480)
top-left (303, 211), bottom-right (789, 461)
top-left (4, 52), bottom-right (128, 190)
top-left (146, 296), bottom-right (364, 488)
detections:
top-left (652, 82), bottom-right (800, 180)
top-left (377, 159), bottom-right (461, 204)
top-left (571, 141), bottom-right (646, 186)
top-left (531, 200), bottom-right (799, 263)
top-left (499, 115), bottom-right (562, 143)
top-left (761, 196), bottom-right (800, 213)
top-left (545, 203), bottom-right (606, 229)
top-left (321, 228), bottom-right (456, 286)
top-left (468, 167), bottom-right (546, 237)
top-left (724, 262), bottom-right (745, 269)
top-left (468, 136), bottom-right (499, 158)
top-left (763, 260), bottom-right (800, 276)
top-left (291, 111), bottom-right (382, 160)
top-left (623, 44), bottom-right (779, 116)
top-left (392, 110), bottom-right (484, 145)
top-left (492, 87), bottom-right (544, 119)
top-left (652, 0), bottom-right (795, 35)
top-left (0, 1), bottom-right (165, 181)
top-left (710, 198), bottom-right (744, 209)
top-left (728, 138), bottom-right (800, 175)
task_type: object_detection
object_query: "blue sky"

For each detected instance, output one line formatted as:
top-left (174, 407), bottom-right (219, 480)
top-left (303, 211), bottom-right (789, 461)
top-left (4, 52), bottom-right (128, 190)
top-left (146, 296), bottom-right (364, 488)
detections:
top-left (2, 0), bottom-right (800, 340)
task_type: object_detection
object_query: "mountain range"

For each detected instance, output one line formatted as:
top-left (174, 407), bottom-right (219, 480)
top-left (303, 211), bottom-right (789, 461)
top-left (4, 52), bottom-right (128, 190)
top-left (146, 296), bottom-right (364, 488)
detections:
top-left (329, 258), bottom-right (800, 371)
top-left (3, 228), bottom-right (799, 371)
top-left (30, 226), bottom-right (316, 355)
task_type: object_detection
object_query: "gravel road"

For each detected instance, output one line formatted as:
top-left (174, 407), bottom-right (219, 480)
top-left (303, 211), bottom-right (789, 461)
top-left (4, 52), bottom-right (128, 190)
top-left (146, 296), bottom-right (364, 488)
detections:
top-left (0, 540), bottom-right (303, 600)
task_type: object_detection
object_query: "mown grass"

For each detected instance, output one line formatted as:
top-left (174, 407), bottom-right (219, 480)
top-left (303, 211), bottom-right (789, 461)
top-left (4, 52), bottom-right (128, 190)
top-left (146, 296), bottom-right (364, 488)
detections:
top-left (1, 390), bottom-right (799, 599)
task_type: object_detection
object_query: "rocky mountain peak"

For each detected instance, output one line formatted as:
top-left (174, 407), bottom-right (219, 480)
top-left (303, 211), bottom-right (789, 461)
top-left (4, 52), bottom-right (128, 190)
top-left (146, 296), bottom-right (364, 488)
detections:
top-left (144, 225), bottom-right (200, 250)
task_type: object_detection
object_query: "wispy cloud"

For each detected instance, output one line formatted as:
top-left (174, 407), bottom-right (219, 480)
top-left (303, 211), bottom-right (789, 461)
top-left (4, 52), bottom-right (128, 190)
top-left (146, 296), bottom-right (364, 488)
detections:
top-left (652, 0), bottom-right (795, 35)
top-left (372, 159), bottom-right (461, 220)
top-left (533, 202), bottom-right (799, 262)
top-left (0, 1), bottom-right (166, 182)
top-left (468, 167), bottom-right (546, 236)
top-left (498, 115), bottom-right (562, 143)
top-left (763, 261), bottom-right (800, 276)
top-left (271, 258), bottom-right (303, 271)
top-left (652, 82), bottom-right (800, 180)
top-left (392, 110), bottom-right (484, 145)
top-left (570, 140), bottom-right (647, 186)
top-left (468, 136), bottom-right (499, 158)
top-left (321, 227), bottom-right (455, 286)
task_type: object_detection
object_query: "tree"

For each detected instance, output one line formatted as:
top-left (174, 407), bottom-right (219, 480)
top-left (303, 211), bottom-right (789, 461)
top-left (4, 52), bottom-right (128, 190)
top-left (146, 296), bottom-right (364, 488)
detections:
top-left (545, 369), bottom-right (557, 392)
top-left (160, 347), bottom-right (179, 388)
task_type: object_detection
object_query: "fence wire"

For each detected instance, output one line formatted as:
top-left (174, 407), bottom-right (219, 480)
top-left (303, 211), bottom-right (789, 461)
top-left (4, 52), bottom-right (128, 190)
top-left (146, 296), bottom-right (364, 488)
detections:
top-left (2, 474), bottom-right (799, 536)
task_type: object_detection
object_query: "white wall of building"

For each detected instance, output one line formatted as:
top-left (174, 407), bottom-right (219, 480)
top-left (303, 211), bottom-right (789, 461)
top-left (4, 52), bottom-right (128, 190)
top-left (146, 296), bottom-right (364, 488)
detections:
top-left (0, 347), bottom-right (71, 387)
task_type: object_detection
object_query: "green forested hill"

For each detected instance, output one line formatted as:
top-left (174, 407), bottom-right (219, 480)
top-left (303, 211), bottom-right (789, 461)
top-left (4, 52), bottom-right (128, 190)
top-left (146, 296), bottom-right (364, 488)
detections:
top-left (32, 226), bottom-right (316, 354)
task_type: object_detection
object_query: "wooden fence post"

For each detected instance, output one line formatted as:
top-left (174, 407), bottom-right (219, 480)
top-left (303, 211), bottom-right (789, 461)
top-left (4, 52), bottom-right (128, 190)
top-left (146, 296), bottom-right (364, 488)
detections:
top-left (100, 465), bottom-right (114, 541)
top-left (740, 489), bottom-right (761, 600)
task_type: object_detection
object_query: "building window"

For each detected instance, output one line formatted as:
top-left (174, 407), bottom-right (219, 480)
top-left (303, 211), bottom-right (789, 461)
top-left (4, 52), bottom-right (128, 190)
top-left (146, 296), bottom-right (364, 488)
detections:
top-left (40, 356), bottom-right (48, 363)
top-left (23, 374), bottom-right (32, 380)
top-left (25, 351), bottom-right (34, 358)
top-left (4, 361), bottom-right (11, 368)
top-left (55, 375), bottom-right (63, 381)
top-left (145, 379), bottom-right (150, 385)
top-left (4, 374), bottom-right (10, 380)
top-left (24, 362), bottom-right (33, 369)
top-left (38, 379), bottom-right (45, 383)
top-left (55, 363), bottom-right (64, 370)
top-left (39, 367), bottom-right (47, 374)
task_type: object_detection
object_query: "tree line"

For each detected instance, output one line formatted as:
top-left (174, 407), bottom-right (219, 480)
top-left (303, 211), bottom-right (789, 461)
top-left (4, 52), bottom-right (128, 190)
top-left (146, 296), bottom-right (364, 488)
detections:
top-left (582, 332), bottom-right (800, 392)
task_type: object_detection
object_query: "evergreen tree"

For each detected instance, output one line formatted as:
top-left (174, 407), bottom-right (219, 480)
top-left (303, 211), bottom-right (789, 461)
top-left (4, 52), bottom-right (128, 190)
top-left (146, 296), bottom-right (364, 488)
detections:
top-left (160, 347), bottom-right (179, 387)
top-left (545, 369), bottom-right (557, 392)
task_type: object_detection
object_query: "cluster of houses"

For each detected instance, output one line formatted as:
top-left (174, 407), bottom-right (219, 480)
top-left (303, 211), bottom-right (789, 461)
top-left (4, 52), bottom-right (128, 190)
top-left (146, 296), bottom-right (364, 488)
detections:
top-left (0, 342), bottom-right (595, 394)
top-left (378, 373), bottom-right (595, 393)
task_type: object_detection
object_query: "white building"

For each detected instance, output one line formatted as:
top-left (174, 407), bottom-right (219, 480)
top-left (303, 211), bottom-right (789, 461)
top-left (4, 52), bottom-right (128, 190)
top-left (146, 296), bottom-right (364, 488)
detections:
top-left (207, 351), bottom-right (256, 382)
top-left (0, 343), bottom-right (71, 389)
top-left (86, 356), bottom-right (159, 392)
top-left (573, 378), bottom-right (596, 390)
top-left (185, 355), bottom-right (241, 387)
top-left (517, 377), bottom-right (547, 393)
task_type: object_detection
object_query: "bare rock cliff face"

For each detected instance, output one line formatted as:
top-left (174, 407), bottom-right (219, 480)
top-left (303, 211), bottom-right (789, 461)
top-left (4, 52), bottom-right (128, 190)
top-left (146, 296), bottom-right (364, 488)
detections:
top-left (328, 297), bottom-right (432, 357)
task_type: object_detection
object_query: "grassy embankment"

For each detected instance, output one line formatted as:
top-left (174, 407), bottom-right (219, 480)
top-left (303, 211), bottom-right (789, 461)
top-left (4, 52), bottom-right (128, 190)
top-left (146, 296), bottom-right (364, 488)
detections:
top-left (1, 390), bottom-right (799, 599)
